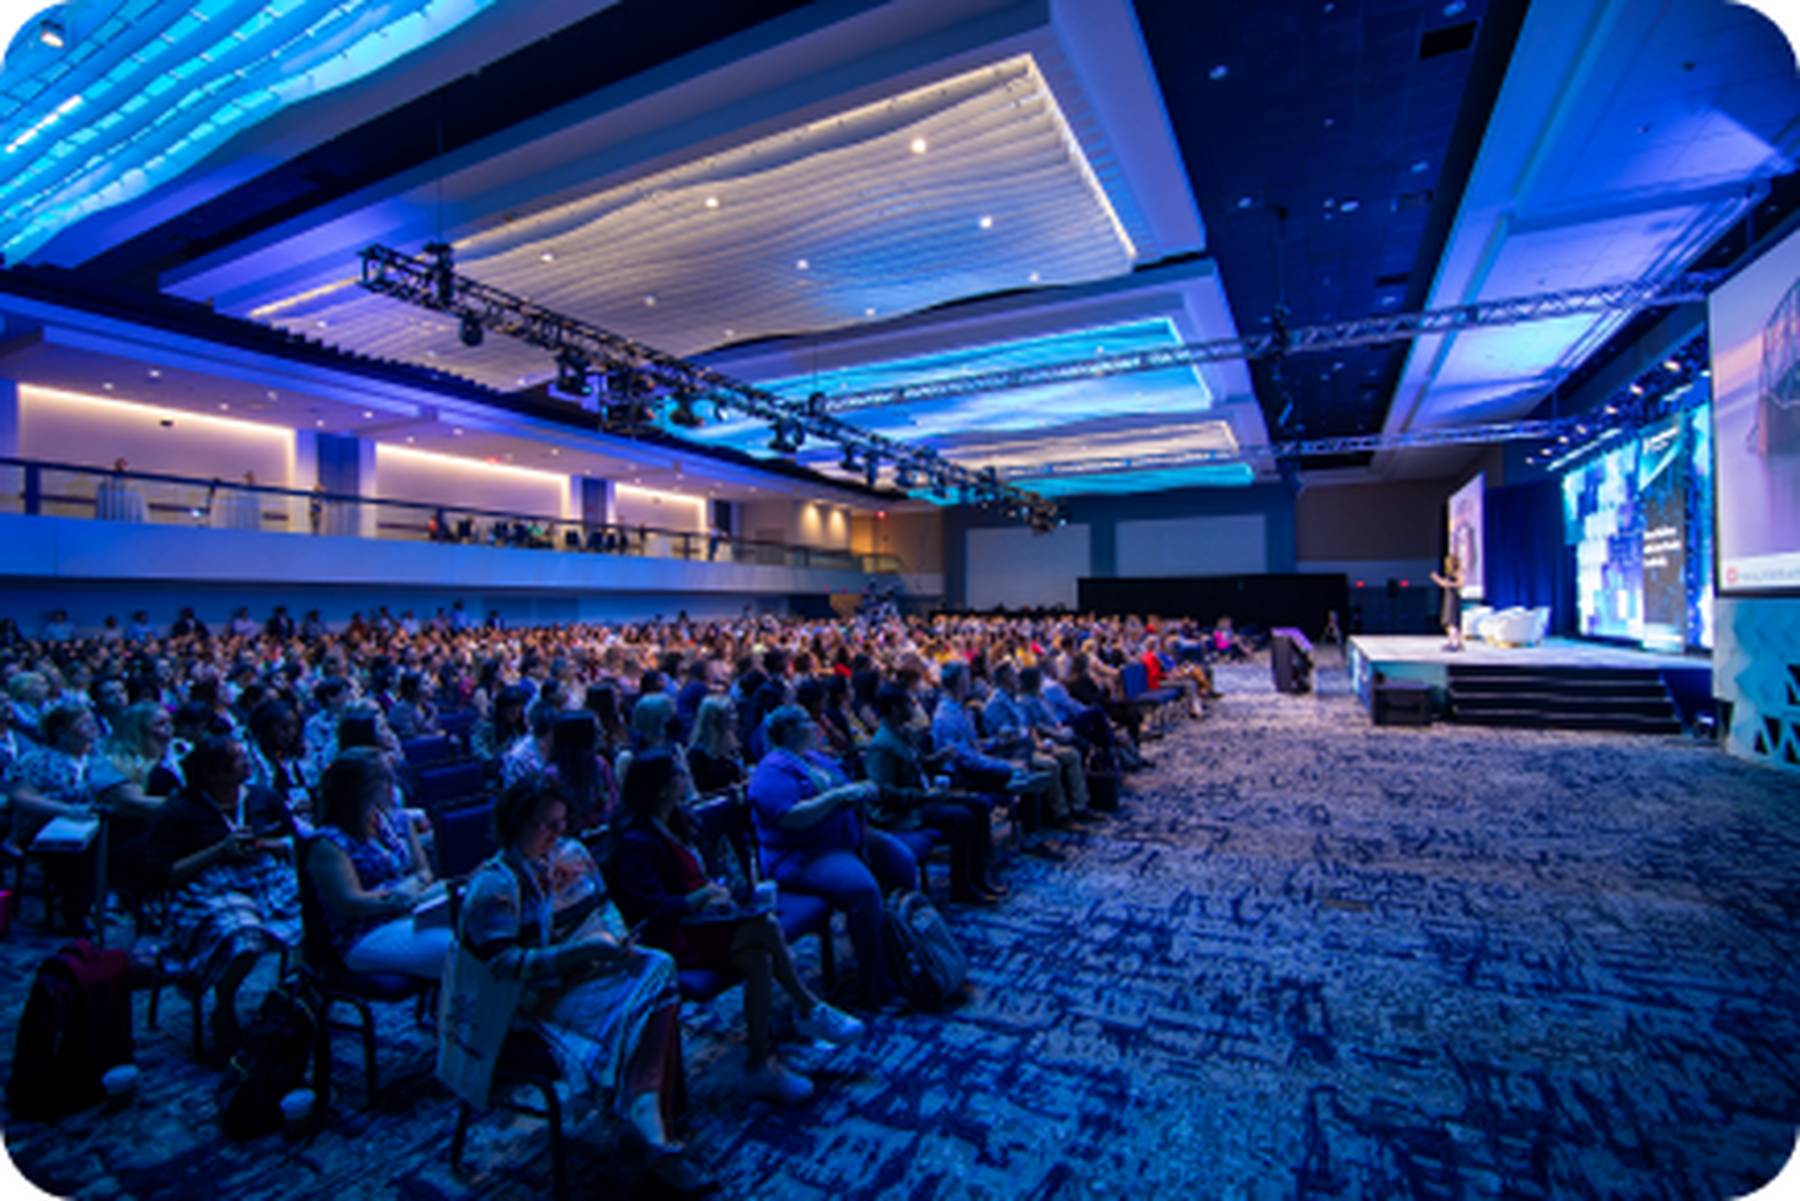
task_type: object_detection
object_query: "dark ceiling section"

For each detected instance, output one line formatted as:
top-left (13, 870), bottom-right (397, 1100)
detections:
top-left (81, 0), bottom-right (813, 289)
top-left (1133, 0), bottom-right (1527, 467)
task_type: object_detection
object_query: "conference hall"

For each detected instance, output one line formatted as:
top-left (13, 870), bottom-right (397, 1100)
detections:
top-left (0, 1), bottom-right (1797, 1197)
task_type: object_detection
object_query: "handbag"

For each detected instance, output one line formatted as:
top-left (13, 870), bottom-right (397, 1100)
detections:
top-left (436, 941), bottom-right (526, 1109)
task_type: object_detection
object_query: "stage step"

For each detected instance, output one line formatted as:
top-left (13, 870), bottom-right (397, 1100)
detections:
top-left (1445, 664), bottom-right (1682, 734)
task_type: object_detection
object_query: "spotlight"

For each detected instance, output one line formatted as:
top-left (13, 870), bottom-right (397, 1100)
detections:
top-left (769, 422), bottom-right (801, 455)
top-left (459, 313), bottom-right (484, 348)
top-left (1663, 358), bottom-right (1683, 373)
top-left (667, 390), bottom-right (704, 429)
top-left (806, 391), bottom-right (827, 416)
top-left (840, 445), bottom-right (860, 472)
top-left (38, 20), bottom-right (64, 48)
top-left (425, 242), bottom-right (456, 307)
top-left (894, 462), bottom-right (918, 489)
top-left (554, 348), bottom-right (590, 397)
top-left (864, 456), bottom-right (880, 488)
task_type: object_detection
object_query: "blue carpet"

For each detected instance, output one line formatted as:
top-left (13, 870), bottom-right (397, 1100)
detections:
top-left (4, 661), bottom-right (1798, 1199)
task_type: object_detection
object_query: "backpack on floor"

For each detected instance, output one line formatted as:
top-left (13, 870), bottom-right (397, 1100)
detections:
top-left (7, 939), bottom-right (135, 1120)
top-left (217, 980), bottom-right (319, 1140)
top-left (883, 890), bottom-right (967, 1010)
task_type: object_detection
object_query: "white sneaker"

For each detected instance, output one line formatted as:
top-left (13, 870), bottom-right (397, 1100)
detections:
top-left (795, 1002), bottom-right (865, 1046)
top-left (742, 1060), bottom-right (814, 1104)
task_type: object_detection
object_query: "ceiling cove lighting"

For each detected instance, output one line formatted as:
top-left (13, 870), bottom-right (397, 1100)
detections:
top-left (0, 0), bottom-right (502, 263)
top-left (255, 56), bottom-right (1135, 377)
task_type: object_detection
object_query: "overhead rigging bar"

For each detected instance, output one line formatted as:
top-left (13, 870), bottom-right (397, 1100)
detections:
top-left (825, 275), bottom-right (1717, 412)
top-left (1004, 418), bottom-right (1577, 479)
top-left (355, 244), bottom-right (1061, 525)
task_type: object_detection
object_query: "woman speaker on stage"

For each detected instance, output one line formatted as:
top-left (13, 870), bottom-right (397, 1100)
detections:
top-left (1431, 553), bottom-right (1466, 652)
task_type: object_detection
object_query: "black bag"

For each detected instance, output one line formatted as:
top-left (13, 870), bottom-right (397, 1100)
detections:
top-left (1085, 769), bottom-right (1121, 812)
top-left (7, 939), bottom-right (135, 1120)
top-left (217, 981), bottom-right (319, 1140)
top-left (882, 890), bottom-right (967, 1010)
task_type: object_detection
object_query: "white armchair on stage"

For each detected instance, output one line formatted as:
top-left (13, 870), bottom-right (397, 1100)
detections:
top-left (1474, 606), bottom-right (1550, 647)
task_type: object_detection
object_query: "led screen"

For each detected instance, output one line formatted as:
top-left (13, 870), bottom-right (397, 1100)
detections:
top-left (1564, 441), bottom-right (1643, 641)
top-left (1446, 473), bottom-right (1485, 601)
top-left (1638, 416), bottom-right (1686, 653)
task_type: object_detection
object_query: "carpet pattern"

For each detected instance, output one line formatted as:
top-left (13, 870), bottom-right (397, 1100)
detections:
top-left (4, 661), bottom-right (1799, 1200)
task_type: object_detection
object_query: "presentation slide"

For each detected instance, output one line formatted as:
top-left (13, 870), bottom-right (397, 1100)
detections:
top-left (1711, 221), bottom-right (1800, 592)
top-left (1446, 472), bottom-right (1485, 600)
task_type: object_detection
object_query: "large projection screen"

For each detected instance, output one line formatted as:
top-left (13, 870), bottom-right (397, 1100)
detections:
top-left (1446, 473), bottom-right (1485, 601)
top-left (1712, 221), bottom-right (1800, 593)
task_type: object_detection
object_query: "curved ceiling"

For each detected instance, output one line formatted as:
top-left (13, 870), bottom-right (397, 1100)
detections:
top-left (246, 54), bottom-right (1138, 386)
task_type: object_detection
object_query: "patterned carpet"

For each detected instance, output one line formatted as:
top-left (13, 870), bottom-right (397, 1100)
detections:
top-left (5, 660), bottom-right (1800, 1200)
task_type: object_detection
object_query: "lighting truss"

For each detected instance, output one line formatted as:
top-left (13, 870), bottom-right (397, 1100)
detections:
top-left (824, 275), bottom-right (1718, 413)
top-left (357, 244), bottom-right (1060, 525)
top-left (1004, 418), bottom-right (1574, 479)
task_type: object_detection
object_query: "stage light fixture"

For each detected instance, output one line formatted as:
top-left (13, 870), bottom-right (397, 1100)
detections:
top-left (667, 390), bottom-right (704, 429)
top-left (894, 463), bottom-right (918, 489)
top-left (554, 348), bottom-right (590, 396)
top-left (458, 313), bottom-right (484, 348)
top-left (769, 422), bottom-right (801, 455)
top-left (840, 445), bottom-right (860, 472)
top-left (864, 456), bottom-right (880, 488)
top-left (38, 20), bottom-right (64, 48)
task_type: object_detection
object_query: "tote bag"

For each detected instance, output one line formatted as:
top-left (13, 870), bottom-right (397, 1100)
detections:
top-left (437, 941), bottom-right (525, 1108)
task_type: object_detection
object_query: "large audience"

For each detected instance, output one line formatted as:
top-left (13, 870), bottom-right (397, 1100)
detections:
top-left (0, 603), bottom-right (1245, 1194)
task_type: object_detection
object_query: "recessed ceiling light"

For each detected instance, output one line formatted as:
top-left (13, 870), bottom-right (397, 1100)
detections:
top-left (147, 368), bottom-right (161, 379)
top-left (643, 295), bottom-right (656, 307)
top-left (723, 328), bottom-right (736, 339)
top-left (1663, 358), bottom-right (1682, 373)
top-left (505, 453), bottom-right (514, 461)
top-left (362, 410), bottom-right (374, 419)
top-left (1208, 64), bottom-right (1228, 80)
top-left (218, 403), bottom-right (230, 411)
top-left (1411, 159), bottom-right (1430, 174)
top-left (102, 381), bottom-right (114, 391)
top-left (1028, 271), bottom-right (1041, 283)
top-left (453, 427), bottom-right (464, 436)
top-left (864, 307), bottom-right (876, 318)
top-left (315, 319), bottom-right (329, 329)
top-left (1339, 199), bottom-right (1359, 212)
top-left (978, 215), bottom-right (994, 230)
top-left (314, 419), bottom-right (325, 428)
top-left (909, 136), bottom-right (928, 155)
top-left (1629, 383), bottom-right (1645, 396)
top-left (540, 252), bottom-right (555, 263)
top-left (704, 195), bottom-right (720, 209)
top-left (1236, 195), bottom-right (1255, 209)
top-left (266, 390), bottom-right (278, 401)
top-left (796, 258), bottom-right (810, 271)
top-left (550, 448), bottom-right (560, 456)
top-left (406, 436), bottom-right (415, 444)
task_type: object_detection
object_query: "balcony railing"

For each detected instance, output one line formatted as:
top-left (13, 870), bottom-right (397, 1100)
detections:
top-left (0, 456), bottom-right (906, 575)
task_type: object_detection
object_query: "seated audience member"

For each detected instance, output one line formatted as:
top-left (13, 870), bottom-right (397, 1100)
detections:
top-left (94, 700), bottom-right (183, 808)
top-left (747, 705), bottom-right (916, 1011)
top-left (7, 670), bottom-right (51, 745)
top-left (0, 698), bottom-right (19, 779)
top-left (932, 662), bottom-right (1059, 860)
top-left (673, 660), bottom-right (712, 742)
top-left (501, 702), bottom-right (559, 789)
top-left (306, 751), bottom-right (449, 981)
top-left (615, 692), bottom-right (683, 798)
top-left (88, 673), bottom-right (129, 738)
top-left (4, 701), bottom-right (109, 929)
top-left (451, 776), bottom-right (710, 1194)
top-left (472, 683), bottom-right (530, 765)
top-left (611, 750), bottom-right (863, 1102)
top-left (1067, 653), bottom-right (1146, 759)
top-left (985, 662), bottom-right (1092, 825)
top-left (131, 736), bottom-right (299, 1056)
top-left (546, 711), bottom-right (617, 829)
top-left (1141, 634), bottom-right (1206, 717)
top-left (686, 695), bottom-right (745, 795)
top-left (862, 684), bottom-right (1002, 905)
top-left (301, 678), bottom-right (353, 778)
top-left (386, 671), bottom-right (441, 741)
top-left (246, 698), bottom-right (312, 818)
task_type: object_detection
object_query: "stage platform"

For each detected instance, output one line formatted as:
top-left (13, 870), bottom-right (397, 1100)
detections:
top-left (1348, 635), bottom-right (1712, 732)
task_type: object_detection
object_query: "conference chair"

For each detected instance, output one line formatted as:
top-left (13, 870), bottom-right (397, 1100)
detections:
top-left (294, 835), bottom-right (436, 1110)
